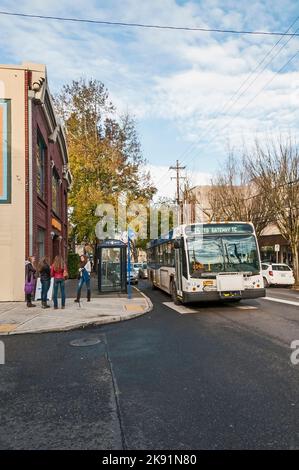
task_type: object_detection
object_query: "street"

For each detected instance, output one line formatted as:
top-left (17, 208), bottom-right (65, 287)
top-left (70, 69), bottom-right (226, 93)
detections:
top-left (1, 282), bottom-right (299, 450)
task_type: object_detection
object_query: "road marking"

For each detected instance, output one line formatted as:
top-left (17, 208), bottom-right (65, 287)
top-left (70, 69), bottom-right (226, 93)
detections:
top-left (233, 305), bottom-right (258, 310)
top-left (163, 302), bottom-right (199, 314)
top-left (266, 291), bottom-right (299, 300)
top-left (163, 302), bottom-right (257, 313)
top-left (263, 297), bottom-right (299, 307)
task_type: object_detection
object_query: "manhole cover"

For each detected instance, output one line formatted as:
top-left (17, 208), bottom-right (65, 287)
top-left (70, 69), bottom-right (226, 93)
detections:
top-left (70, 337), bottom-right (101, 347)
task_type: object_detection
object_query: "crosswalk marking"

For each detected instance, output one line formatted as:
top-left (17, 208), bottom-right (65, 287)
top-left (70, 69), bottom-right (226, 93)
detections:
top-left (163, 301), bottom-right (257, 314)
top-left (263, 297), bottom-right (299, 307)
top-left (162, 302), bottom-right (199, 314)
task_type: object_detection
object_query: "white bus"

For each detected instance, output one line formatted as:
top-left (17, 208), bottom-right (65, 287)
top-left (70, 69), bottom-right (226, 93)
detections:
top-left (147, 222), bottom-right (265, 304)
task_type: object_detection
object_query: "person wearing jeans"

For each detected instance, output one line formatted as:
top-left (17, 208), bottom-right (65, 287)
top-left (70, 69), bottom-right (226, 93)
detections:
top-left (53, 278), bottom-right (66, 309)
top-left (51, 255), bottom-right (67, 309)
top-left (38, 257), bottom-right (51, 309)
top-left (75, 255), bottom-right (91, 303)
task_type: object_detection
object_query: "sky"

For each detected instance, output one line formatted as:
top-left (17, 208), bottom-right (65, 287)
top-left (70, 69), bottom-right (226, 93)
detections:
top-left (0, 0), bottom-right (299, 199)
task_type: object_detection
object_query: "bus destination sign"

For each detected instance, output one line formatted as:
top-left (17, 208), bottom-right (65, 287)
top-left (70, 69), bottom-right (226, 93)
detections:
top-left (185, 223), bottom-right (254, 236)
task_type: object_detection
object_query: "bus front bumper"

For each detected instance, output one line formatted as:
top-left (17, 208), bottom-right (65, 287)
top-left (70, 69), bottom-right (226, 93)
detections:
top-left (182, 288), bottom-right (265, 303)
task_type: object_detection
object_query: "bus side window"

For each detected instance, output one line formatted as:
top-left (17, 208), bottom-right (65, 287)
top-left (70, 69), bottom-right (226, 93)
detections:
top-left (170, 241), bottom-right (175, 266)
top-left (154, 246), bottom-right (158, 265)
top-left (181, 238), bottom-right (188, 278)
top-left (168, 242), bottom-right (174, 267)
top-left (163, 243), bottom-right (168, 265)
top-left (159, 245), bottom-right (163, 265)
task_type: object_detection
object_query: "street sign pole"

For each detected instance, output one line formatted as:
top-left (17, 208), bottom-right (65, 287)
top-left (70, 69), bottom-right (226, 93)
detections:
top-left (128, 231), bottom-right (131, 300)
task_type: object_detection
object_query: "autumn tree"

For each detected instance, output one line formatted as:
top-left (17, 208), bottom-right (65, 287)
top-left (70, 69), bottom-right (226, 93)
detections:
top-left (246, 136), bottom-right (299, 284)
top-left (208, 153), bottom-right (274, 237)
top-left (54, 79), bottom-right (156, 246)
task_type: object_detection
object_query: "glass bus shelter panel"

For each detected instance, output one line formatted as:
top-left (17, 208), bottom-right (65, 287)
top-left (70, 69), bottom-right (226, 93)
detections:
top-left (97, 239), bottom-right (127, 293)
top-left (101, 247), bottom-right (122, 292)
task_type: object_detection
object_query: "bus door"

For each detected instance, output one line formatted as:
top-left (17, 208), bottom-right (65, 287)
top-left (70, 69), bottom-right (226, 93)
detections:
top-left (175, 240), bottom-right (183, 296)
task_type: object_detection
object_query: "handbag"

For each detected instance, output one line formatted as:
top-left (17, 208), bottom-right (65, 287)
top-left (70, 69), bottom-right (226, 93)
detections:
top-left (63, 268), bottom-right (69, 280)
top-left (24, 278), bottom-right (35, 295)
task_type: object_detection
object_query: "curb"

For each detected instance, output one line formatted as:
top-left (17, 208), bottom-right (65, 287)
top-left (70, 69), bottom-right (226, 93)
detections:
top-left (133, 285), bottom-right (154, 311)
top-left (1, 289), bottom-right (153, 336)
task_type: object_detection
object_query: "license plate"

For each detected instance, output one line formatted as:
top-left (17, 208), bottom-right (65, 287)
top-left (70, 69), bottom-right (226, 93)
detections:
top-left (221, 291), bottom-right (239, 298)
top-left (203, 280), bottom-right (214, 286)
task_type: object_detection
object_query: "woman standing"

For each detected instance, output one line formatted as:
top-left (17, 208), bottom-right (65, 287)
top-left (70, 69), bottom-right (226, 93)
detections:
top-left (51, 255), bottom-right (67, 310)
top-left (25, 256), bottom-right (37, 308)
top-left (75, 255), bottom-right (91, 303)
top-left (38, 257), bottom-right (51, 309)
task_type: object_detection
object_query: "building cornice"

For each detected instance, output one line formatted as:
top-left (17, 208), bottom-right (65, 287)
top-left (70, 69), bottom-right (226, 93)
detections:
top-left (28, 69), bottom-right (72, 188)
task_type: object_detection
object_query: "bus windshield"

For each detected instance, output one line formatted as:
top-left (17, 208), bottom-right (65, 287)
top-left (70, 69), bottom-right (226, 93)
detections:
top-left (187, 234), bottom-right (260, 278)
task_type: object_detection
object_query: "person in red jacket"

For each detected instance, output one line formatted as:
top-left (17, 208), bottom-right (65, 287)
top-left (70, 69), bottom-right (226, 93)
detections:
top-left (51, 255), bottom-right (67, 309)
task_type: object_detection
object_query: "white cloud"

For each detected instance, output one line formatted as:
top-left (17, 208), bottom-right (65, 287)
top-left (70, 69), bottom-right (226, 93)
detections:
top-left (0, 0), bottom-right (298, 182)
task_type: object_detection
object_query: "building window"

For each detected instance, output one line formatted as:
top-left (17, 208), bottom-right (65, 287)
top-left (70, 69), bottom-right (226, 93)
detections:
top-left (36, 132), bottom-right (46, 199)
top-left (37, 228), bottom-right (45, 259)
top-left (0, 99), bottom-right (12, 204)
top-left (52, 169), bottom-right (60, 216)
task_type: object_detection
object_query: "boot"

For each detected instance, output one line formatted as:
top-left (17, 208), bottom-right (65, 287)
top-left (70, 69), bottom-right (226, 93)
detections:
top-left (26, 294), bottom-right (36, 308)
top-left (74, 291), bottom-right (81, 303)
top-left (42, 302), bottom-right (50, 309)
top-left (87, 289), bottom-right (91, 302)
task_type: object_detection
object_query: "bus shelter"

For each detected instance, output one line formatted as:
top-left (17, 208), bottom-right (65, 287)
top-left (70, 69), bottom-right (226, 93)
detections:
top-left (97, 239), bottom-right (127, 293)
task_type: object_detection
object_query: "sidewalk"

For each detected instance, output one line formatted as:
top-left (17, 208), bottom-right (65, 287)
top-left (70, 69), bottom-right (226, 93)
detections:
top-left (0, 278), bottom-right (152, 336)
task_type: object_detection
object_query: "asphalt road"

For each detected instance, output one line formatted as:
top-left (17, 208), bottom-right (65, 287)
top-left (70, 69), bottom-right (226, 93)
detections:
top-left (1, 282), bottom-right (299, 450)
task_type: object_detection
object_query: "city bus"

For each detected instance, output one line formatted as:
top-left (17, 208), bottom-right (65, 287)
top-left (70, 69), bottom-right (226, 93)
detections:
top-left (146, 222), bottom-right (265, 304)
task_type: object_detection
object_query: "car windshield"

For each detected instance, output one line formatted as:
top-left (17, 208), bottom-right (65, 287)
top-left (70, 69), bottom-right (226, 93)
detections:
top-left (187, 234), bottom-right (260, 278)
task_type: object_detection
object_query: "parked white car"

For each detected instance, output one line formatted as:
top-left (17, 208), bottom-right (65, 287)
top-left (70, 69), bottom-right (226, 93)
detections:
top-left (262, 263), bottom-right (295, 287)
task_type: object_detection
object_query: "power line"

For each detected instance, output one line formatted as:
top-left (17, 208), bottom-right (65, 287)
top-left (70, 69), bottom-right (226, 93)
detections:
top-left (180, 20), bottom-right (299, 167)
top-left (2, 8), bottom-right (295, 199)
top-left (199, 48), bottom-right (299, 153)
top-left (154, 15), bottom-right (299, 193)
top-left (1, 10), bottom-right (299, 37)
top-left (160, 43), bottom-right (299, 197)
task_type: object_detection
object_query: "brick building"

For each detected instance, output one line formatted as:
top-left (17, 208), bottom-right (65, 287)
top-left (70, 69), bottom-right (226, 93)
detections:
top-left (0, 62), bottom-right (72, 301)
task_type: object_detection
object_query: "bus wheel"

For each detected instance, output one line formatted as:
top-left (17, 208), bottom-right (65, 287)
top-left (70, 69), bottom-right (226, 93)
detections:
top-left (171, 280), bottom-right (180, 305)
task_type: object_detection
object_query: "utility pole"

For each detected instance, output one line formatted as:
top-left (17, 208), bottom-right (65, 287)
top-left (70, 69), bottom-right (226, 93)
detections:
top-left (169, 160), bottom-right (186, 225)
